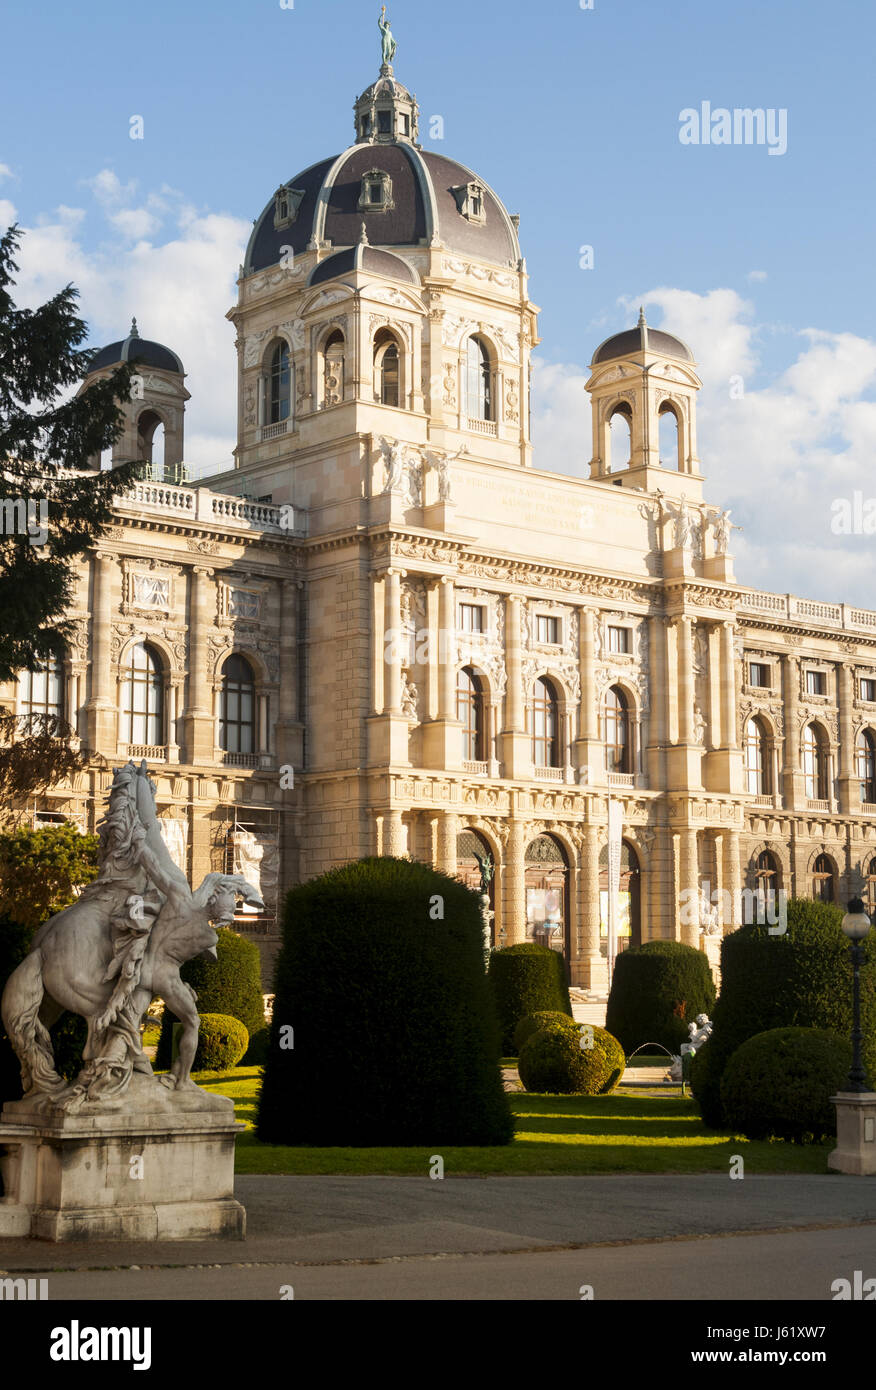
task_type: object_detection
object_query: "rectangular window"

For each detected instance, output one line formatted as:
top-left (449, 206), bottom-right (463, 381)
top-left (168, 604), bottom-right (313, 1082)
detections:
top-left (749, 662), bottom-right (770, 688)
top-left (459, 604), bottom-right (485, 634)
top-left (861, 679), bottom-right (876, 703)
top-left (608, 626), bottom-right (631, 655)
top-left (536, 615), bottom-right (560, 645)
top-left (806, 670), bottom-right (827, 697)
top-left (377, 111), bottom-right (391, 134)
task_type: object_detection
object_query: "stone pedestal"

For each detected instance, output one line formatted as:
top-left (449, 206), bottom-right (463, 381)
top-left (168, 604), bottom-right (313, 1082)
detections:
top-left (0, 1074), bottom-right (245, 1241)
top-left (828, 1092), bottom-right (876, 1176)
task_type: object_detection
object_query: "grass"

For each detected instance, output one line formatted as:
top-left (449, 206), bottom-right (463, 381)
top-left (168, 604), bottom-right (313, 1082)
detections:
top-left (196, 1066), bottom-right (834, 1177)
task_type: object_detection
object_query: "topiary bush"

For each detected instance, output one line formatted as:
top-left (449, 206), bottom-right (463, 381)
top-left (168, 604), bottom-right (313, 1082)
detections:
top-left (513, 1010), bottom-right (577, 1054)
top-left (518, 1021), bottom-right (625, 1095)
top-left (720, 1027), bottom-right (851, 1143)
top-left (605, 940), bottom-right (716, 1054)
top-left (488, 943), bottom-right (572, 1053)
top-left (157, 927), bottom-right (266, 1069)
top-left (257, 857), bottom-right (512, 1146)
top-left (691, 898), bottom-right (876, 1129)
top-left (193, 1014), bottom-right (249, 1072)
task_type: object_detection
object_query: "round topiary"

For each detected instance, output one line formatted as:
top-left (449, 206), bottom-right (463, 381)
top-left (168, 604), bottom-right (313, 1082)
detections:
top-left (513, 1010), bottom-right (577, 1054)
top-left (156, 927), bottom-right (266, 1069)
top-left (193, 1014), bottom-right (249, 1072)
top-left (518, 1022), bottom-right (625, 1095)
top-left (720, 1027), bottom-right (851, 1143)
top-left (488, 943), bottom-right (572, 1053)
top-left (257, 857), bottom-right (512, 1146)
top-left (691, 898), bottom-right (876, 1129)
top-left (605, 940), bottom-right (716, 1055)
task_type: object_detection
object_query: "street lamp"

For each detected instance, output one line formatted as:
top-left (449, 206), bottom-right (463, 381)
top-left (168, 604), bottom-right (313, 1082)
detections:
top-left (841, 897), bottom-right (872, 1093)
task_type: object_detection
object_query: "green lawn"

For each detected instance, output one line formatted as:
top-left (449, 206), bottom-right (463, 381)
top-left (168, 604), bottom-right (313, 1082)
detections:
top-left (196, 1067), bottom-right (834, 1177)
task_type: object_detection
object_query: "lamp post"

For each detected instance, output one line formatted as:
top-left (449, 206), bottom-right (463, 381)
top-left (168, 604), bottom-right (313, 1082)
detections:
top-left (841, 897), bottom-right (872, 1093)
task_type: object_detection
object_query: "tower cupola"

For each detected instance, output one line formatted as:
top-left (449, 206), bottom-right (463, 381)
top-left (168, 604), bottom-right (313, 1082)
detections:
top-left (353, 10), bottom-right (420, 146)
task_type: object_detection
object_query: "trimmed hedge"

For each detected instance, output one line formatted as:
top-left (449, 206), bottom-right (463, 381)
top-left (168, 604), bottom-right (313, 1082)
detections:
top-left (691, 898), bottom-right (876, 1128)
top-left (518, 1021), bottom-right (625, 1096)
top-left (605, 940), bottom-right (716, 1054)
top-left (193, 1014), bottom-right (249, 1072)
top-left (157, 927), bottom-right (266, 1069)
top-left (513, 1010), bottom-right (576, 1054)
top-left (488, 943), bottom-right (572, 1053)
top-left (720, 1027), bottom-right (851, 1143)
top-left (257, 857), bottom-right (512, 1146)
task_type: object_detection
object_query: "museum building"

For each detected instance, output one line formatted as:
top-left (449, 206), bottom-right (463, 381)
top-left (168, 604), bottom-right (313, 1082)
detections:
top-left (6, 52), bottom-right (876, 987)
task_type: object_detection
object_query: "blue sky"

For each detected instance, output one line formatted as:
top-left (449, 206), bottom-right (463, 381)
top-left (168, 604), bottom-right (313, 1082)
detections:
top-left (2, 0), bottom-right (875, 601)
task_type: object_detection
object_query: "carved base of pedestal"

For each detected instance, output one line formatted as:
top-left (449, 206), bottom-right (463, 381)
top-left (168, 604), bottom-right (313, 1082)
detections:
top-left (828, 1092), bottom-right (876, 1175)
top-left (0, 1075), bottom-right (246, 1241)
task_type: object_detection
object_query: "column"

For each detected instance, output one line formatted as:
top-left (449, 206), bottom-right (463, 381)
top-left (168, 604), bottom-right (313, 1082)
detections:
top-left (723, 829), bottom-right (743, 931)
top-left (574, 607), bottom-right (599, 783)
top-left (720, 622), bottom-right (737, 751)
top-left (678, 826), bottom-right (700, 947)
top-left (575, 821), bottom-right (604, 989)
top-left (782, 654), bottom-right (801, 809)
top-left (183, 565), bottom-right (215, 764)
top-left (386, 808), bottom-right (406, 858)
top-left (384, 568), bottom-right (403, 714)
top-left (499, 595), bottom-right (529, 778)
top-left (677, 616), bottom-right (694, 744)
top-left (276, 578), bottom-right (303, 770)
top-left (85, 551), bottom-right (115, 754)
top-left (504, 817), bottom-right (527, 944)
top-left (437, 576), bottom-right (455, 721)
top-left (437, 811), bottom-right (458, 877)
top-left (838, 662), bottom-right (855, 815)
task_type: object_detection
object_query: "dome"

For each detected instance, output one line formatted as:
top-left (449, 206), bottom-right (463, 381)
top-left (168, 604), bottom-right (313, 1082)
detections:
top-left (308, 241), bottom-right (419, 287)
top-left (86, 319), bottom-right (184, 375)
top-left (592, 309), bottom-right (693, 366)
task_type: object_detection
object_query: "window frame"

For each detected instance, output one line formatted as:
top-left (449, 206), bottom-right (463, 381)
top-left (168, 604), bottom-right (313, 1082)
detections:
top-left (219, 654), bottom-right (257, 756)
top-left (457, 666), bottom-right (485, 763)
top-left (530, 676), bottom-right (560, 769)
top-left (120, 642), bottom-right (164, 748)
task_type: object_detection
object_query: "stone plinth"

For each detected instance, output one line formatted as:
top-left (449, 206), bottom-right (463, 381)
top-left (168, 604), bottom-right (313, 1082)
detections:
top-left (0, 1074), bottom-right (246, 1241)
top-left (828, 1091), bottom-right (876, 1176)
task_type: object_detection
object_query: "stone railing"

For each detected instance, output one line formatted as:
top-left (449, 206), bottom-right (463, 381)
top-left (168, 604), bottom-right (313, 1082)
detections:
top-left (738, 590), bottom-right (876, 634)
top-left (115, 482), bottom-right (304, 536)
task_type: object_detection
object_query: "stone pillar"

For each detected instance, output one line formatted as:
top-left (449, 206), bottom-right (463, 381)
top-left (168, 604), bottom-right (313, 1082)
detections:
top-left (575, 821), bottom-right (605, 990)
top-left (574, 607), bottom-right (600, 784)
top-left (276, 578), bottom-right (304, 770)
top-left (500, 595), bottom-right (530, 778)
top-left (386, 807), bottom-right (406, 858)
top-left (677, 616), bottom-right (694, 744)
top-left (504, 817), bottom-right (527, 944)
top-left (678, 826), bottom-right (700, 947)
top-left (384, 568), bottom-right (403, 714)
top-left (437, 811), bottom-right (458, 876)
top-left (421, 575), bottom-right (460, 769)
top-left (437, 577), bottom-right (455, 721)
top-left (838, 662), bottom-right (855, 815)
top-left (371, 573), bottom-right (384, 716)
top-left (723, 829), bottom-right (743, 931)
top-left (84, 551), bottom-right (116, 754)
top-left (720, 622), bottom-right (737, 752)
top-left (782, 654), bottom-right (801, 809)
top-left (183, 565), bottom-right (215, 765)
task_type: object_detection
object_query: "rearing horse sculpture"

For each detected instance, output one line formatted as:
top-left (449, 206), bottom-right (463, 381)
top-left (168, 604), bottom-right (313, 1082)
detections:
top-left (1, 762), bottom-right (264, 1112)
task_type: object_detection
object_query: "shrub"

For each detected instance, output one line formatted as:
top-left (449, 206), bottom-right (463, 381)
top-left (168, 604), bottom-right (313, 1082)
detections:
top-left (513, 1010), bottom-right (576, 1054)
top-left (720, 1027), bottom-right (851, 1143)
top-left (157, 927), bottom-right (266, 1069)
top-left (0, 823), bottom-right (99, 930)
top-left (605, 940), bottom-right (716, 1054)
top-left (691, 898), bottom-right (876, 1128)
top-left (518, 1022), bottom-right (625, 1095)
top-left (488, 943), bottom-right (572, 1053)
top-left (257, 857), bottom-right (512, 1145)
top-left (193, 1014), bottom-right (249, 1072)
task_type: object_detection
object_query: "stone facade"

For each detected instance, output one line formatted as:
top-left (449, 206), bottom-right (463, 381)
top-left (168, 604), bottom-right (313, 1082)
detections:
top-left (6, 58), bottom-right (876, 988)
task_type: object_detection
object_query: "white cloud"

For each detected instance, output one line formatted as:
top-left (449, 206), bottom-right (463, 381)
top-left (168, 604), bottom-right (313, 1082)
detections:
top-left (533, 290), bottom-right (876, 607)
top-left (0, 163), bottom-right (13, 184)
top-left (747, 270), bottom-right (768, 282)
top-left (0, 197), bottom-right (17, 226)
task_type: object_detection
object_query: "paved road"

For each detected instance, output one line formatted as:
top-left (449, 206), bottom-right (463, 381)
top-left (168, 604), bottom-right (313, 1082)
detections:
top-left (2, 1175), bottom-right (875, 1300)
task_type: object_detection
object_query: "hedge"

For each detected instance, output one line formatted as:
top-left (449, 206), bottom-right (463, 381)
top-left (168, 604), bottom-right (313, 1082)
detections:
top-left (157, 927), bottom-right (266, 1069)
top-left (193, 1014), bottom-right (249, 1072)
top-left (720, 1027), bottom-right (851, 1143)
top-left (257, 857), bottom-right (512, 1145)
top-left (518, 1022), bottom-right (625, 1095)
top-left (605, 940), bottom-right (716, 1054)
top-left (691, 898), bottom-right (876, 1128)
top-left (488, 943), bottom-right (572, 1053)
top-left (513, 1010), bottom-right (577, 1054)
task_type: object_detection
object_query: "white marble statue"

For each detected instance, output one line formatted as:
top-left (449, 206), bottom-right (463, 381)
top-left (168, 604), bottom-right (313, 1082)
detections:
top-left (378, 436), bottom-right (407, 493)
top-left (713, 508), bottom-right (737, 556)
top-left (1, 761), bottom-right (263, 1113)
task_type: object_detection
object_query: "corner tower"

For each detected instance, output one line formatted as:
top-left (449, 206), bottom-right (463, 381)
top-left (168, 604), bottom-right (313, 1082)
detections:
top-left (81, 319), bottom-right (189, 481)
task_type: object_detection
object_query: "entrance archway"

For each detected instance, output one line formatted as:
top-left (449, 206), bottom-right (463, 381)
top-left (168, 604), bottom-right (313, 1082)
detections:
top-left (525, 834), bottom-right (570, 973)
top-left (456, 828), bottom-right (497, 946)
top-left (598, 839), bottom-right (642, 960)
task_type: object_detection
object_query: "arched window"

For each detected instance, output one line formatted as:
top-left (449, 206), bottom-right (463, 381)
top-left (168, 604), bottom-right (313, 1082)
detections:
top-left (803, 723), bottom-right (829, 800)
top-left (323, 330), bottom-right (344, 408)
top-left (812, 853), bottom-right (835, 903)
top-left (457, 666), bottom-right (485, 762)
top-left (754, 850), bottom-right (779, 922)
top-left (857, 729), bottom-right (876, 804)
top-left (465, 336), bottom-right (492, 421)
top-left (121, 643), bottom-right (163, 748)
top-left (220, 654), bottom-right (256, 755)
top-left (745, 717), bottom-right (770, 795)
top-left (136, 410), bottom-right (165, 476)
top-left (374, 328), bottom-right (401, 408)
top-left (608, 402), bottom-right (632, 472)
top-left (530, 677), bottom-right (559, 768)
top-left (269, 340), bottom-right (291, 424)
top-left (604, 685), bottom-right (631, 774)
top-left (658, 401), bottom-right (682, 470)
top-left (18, 654), bottom-right (63, 728)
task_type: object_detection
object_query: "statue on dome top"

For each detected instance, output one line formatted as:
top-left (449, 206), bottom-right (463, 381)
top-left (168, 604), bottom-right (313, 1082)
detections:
top-left (379, 7), bottom-right (397, 67)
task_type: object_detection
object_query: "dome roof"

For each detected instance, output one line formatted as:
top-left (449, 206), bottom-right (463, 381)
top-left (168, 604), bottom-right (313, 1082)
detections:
top-left (86, 319), bottom-right (184, 375)
top-left (309, 241), bottom-right (418, 286)
top-left (592, 310), bottom-right (694, 366)
top-left (244, 145), bottom-right (521, 275)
